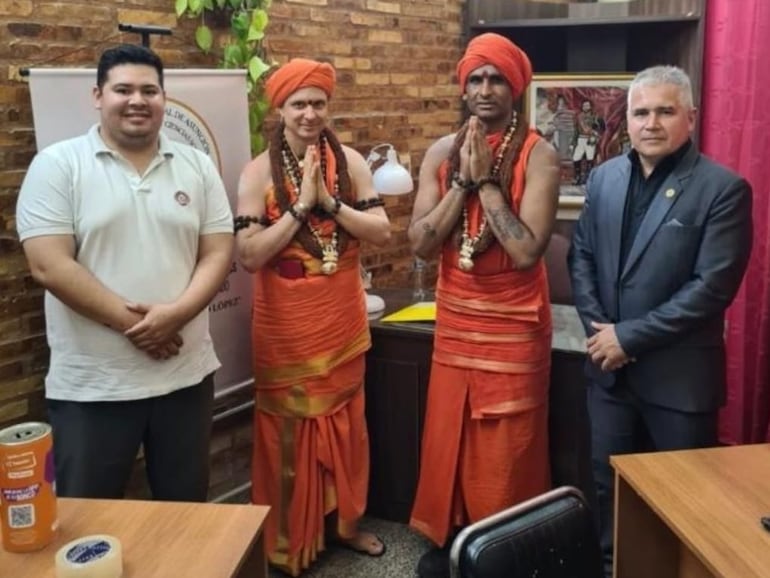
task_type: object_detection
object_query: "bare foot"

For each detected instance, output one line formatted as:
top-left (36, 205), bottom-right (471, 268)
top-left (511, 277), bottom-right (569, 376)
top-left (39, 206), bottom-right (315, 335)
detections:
top-left (339, 530), bottom-right (386, 557)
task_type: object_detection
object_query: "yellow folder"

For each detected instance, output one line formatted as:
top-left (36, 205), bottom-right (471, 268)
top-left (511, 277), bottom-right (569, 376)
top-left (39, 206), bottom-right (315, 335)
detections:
top-left (380, 301), bottom-right (436, 323)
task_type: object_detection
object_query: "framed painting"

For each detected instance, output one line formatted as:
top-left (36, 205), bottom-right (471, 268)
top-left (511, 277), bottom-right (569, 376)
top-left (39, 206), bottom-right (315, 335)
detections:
top-left (526, 74), bottom-right (634, 212)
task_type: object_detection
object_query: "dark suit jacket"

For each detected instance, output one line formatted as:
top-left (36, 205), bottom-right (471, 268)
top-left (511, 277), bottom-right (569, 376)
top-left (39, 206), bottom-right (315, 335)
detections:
top-left (568, 144), bottom-right (752, 412)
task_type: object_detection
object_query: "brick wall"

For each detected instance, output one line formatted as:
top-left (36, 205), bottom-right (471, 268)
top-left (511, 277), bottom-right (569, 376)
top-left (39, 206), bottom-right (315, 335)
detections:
top-left (0, 0), bottom-right (465, 495)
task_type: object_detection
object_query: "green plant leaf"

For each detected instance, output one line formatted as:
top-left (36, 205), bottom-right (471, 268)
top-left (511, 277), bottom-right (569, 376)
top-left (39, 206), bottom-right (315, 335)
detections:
top-left (251, 9), bottom-right (269, 31)
top-left (237, 43), bottom-right (251, 67)
top-left (215, 0), bottom-right (227, 7)
top-left (251, 132), bottom-right (266, 155)
top-left (255, 97), bottom-right (270, 117)
top-left (249, 107), bottom-right (259, 129)
top-left (195, 25), bottom-right (213, 53)
top-left (229, 0), bottom-right (242, 9)
top-left (223, 44), bottom-right (242, 67)
top-left (202, 0), bottom-right (214, 10)
top-left (231, 12), bottom-right (250, 38)
top-left (252, 103), bottom-right (267, 125)
top-left (247, 28), bottom-right (265, 42)
top-left (189, 0), bottom-right (203, 13)
top-left (248, 56), bottom-right (270, 82)
top-left (175, 0), bottom-right (189, 17)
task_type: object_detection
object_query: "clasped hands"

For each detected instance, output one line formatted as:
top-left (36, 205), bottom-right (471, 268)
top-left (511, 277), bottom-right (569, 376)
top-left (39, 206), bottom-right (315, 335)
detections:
top-left (297, 145), bottom-right (337, 215)
top-left (586, 321), bottom-right (633, 372)
top-left (456, 116), bottom-right (494, 190)
top-left (123, 302), bottom-right (187, 361)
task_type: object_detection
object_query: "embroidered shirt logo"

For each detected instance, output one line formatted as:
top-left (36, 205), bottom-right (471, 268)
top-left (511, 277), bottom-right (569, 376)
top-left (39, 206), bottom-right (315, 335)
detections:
top-left (174, 191), bottom-right (190, 206)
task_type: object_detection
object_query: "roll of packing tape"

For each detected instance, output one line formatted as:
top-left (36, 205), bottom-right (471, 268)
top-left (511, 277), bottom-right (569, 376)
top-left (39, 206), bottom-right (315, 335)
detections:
top-left (55, 534), bottom-right (123, 578)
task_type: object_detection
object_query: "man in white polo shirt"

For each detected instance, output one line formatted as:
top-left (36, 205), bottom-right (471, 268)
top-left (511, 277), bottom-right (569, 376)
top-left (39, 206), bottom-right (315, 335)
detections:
top-left (15, 44), bottom-right (234, 501)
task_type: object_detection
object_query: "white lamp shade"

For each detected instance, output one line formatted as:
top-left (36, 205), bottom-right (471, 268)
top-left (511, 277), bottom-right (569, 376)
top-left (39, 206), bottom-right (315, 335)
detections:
top-left (365, 292), bottom-right (386, 314)
top-left (372, 148), bottom-right (414, 195)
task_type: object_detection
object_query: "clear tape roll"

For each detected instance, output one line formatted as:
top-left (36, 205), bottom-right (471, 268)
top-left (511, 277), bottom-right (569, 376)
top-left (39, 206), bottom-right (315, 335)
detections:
top-left (54, 534), bottom-right (123, 578)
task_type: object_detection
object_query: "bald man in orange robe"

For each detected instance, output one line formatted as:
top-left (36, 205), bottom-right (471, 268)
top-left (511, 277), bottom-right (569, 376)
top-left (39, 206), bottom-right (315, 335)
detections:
top-left (234, 59), bottom-right (392, 576)
top-left (408, 34), bottom-right (561, 578)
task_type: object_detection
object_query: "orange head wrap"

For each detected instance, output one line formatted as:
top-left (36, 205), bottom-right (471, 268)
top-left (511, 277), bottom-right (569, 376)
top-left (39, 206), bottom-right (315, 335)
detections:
top-left (264, 58), bottom-right (336, 109)
top-left (456, 33), bottom-right (532, 100)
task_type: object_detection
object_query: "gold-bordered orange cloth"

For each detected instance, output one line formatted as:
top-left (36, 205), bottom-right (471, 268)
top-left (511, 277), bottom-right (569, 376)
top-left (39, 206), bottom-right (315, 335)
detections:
top-left (410, 128), bottom-right (552, 546)
top-left (251, 154), bottom-right (371, 575)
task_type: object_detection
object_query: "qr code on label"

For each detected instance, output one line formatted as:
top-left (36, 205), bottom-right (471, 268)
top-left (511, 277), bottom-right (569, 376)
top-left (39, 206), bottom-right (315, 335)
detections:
top-left (9, 504), bottom-right (34, 528)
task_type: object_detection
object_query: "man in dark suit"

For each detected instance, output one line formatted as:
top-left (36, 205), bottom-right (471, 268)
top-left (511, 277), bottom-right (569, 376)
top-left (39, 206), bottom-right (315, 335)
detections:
top-left (568, 65), bottom-right (753, 577)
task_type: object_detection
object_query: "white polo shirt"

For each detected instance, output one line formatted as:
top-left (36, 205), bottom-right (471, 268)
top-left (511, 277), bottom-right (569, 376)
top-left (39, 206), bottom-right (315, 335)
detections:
top-left (16, 125), bottom-right (233, 402)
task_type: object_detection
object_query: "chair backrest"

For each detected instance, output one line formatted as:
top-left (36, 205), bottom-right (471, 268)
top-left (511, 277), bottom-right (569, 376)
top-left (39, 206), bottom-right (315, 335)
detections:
top-left (449, 486), bottom-right (602, 578)
top-left (544, 232), bottom-right (573, 305)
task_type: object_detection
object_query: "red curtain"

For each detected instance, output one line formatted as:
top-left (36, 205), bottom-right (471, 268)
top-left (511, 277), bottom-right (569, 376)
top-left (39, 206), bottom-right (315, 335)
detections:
top-left (701, 0), bottom-right (770, 443)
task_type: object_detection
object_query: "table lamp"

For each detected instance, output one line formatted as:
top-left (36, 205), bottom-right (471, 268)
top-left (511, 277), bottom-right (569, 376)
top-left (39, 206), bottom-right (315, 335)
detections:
top-left (366, 143), bottom-right (414, 196)
top-left (364, 143), bottom-right (414, 313)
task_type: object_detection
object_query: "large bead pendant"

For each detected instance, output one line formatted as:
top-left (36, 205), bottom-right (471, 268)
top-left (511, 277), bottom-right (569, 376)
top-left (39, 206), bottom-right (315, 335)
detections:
top-left (458, 238), bottom-right (475, 272)
top-left (321, 245), bottom-right (339, 275)
top-left (321, 261), bottom-right (338, 275)
top-left (458, 256), bottom-right (474, 272)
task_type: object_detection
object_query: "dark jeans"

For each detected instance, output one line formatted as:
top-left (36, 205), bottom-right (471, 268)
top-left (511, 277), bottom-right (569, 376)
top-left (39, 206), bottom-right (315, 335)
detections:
top-left (47, 373), bottom-right (215, 501)
top-left (587, 382), bottom-right (718, 578)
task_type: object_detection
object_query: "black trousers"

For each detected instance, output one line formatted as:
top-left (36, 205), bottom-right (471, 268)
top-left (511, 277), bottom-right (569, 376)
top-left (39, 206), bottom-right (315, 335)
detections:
top-left (47, 373), bottom-right (215, 502)
top-left (587, 382), bottom-right (718, 578)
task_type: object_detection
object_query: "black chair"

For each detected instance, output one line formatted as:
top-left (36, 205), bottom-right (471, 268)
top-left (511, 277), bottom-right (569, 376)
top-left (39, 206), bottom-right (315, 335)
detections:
top-left (449, 486), bottom-right (602, 578)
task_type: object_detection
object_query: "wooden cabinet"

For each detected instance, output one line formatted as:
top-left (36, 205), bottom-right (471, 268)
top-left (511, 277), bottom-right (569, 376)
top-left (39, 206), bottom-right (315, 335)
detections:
top-left (364, 315), bottom-right (433, 522)
top-left (465, 0), bottom-right (706, 100)
top-left (364, 290), bottom-right (595, 522)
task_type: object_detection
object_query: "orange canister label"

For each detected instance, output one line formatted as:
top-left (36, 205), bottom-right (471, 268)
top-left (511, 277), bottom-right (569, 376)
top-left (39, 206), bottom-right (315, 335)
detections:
top-left (0, 421), bottom-right (58, 552)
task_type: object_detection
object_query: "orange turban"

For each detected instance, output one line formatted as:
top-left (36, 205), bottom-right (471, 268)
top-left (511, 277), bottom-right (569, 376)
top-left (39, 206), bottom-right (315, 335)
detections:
top-left (264, 58), bottom-right (336, 109)
top-left (456, 33), bottom-right (532, 100)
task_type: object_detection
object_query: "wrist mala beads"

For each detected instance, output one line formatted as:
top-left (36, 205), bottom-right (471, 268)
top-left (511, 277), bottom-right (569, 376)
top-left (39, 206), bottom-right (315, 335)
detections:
top-left (288, 200), bottom-right (310, 222)
top-left (451, 174), bottom-right (501, 195)
top-left (234, 215), bottom-right (270, 233)
top-left (352, 197), bottom-right (385, 211)
top-left (324, 195), bottom-right (342, 216)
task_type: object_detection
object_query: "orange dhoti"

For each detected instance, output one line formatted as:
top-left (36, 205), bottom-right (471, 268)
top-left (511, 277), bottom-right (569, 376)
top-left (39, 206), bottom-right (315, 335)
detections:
top-left (410, 129), bottom-right (553, 546)
top-left (250, 183), bottom-right (371, 576)
top-left (252, 356), bottom-right (369, 575)
top-left (409, 361), bottom-right (550, 546)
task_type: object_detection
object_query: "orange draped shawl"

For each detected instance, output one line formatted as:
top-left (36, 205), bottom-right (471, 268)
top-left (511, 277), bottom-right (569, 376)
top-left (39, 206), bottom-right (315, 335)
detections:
top-left (250, 146), bottom-right (371, 576)
top-left (410, 129), bottom-right (552, 546)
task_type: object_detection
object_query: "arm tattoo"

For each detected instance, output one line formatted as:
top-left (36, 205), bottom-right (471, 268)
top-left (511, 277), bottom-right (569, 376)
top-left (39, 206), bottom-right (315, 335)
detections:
top-left (422, 222), bottom-right (438, 238)
top-left (488, 208), bottom-right (525, 241)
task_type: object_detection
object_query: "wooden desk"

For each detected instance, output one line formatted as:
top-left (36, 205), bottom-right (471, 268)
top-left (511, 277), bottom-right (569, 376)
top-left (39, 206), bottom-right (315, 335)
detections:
top-left (0, 498), bottom-right (269, 578)
top-left (365, 288), bottom-right (594, 522)
top-left (612, 444), bottom-right (770, 578)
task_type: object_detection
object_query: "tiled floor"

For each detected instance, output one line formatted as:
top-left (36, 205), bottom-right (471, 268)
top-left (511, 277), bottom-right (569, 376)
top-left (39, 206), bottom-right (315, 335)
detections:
top-left (267, 517), bottom-right (432, 577)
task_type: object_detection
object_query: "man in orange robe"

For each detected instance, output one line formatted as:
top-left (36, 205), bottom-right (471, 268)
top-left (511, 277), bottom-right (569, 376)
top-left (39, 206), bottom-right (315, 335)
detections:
top-left (234, 59), bottom-right (392, 576)
top-left (407, 34), bottom-right (561, 578)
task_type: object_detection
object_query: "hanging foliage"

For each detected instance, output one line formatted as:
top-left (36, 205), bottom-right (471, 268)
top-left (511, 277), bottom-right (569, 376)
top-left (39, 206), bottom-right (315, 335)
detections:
top-left (175, 0), bottom-right (273, 154)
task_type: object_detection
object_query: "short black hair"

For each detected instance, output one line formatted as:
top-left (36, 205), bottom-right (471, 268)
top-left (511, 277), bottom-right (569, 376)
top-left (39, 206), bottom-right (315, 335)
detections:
top-left (96, 44), bottom-right (164, 89)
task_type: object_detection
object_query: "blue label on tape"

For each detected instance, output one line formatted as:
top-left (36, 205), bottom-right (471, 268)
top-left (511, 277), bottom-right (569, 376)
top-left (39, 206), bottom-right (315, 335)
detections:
top-left (66, 539), bottom-right (112, 564)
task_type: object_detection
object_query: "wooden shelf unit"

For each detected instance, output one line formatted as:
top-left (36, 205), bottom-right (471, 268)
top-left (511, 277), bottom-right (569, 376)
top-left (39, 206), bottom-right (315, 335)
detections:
top-left (465, 0), bottom-right (706, 103)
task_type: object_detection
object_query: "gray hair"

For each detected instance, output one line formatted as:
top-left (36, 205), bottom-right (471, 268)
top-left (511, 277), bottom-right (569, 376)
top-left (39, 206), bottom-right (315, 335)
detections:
top-left (628, 65), bottom-right (694, 109)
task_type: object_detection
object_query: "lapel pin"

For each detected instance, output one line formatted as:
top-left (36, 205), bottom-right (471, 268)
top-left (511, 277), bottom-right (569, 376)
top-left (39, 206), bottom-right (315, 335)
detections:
top-left (664, 188), bottom-right (676, 198)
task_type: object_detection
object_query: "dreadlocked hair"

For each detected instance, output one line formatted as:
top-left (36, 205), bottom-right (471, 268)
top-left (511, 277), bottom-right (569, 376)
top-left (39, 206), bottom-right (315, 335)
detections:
top-left (268, 121), bottom-right (353, 259)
